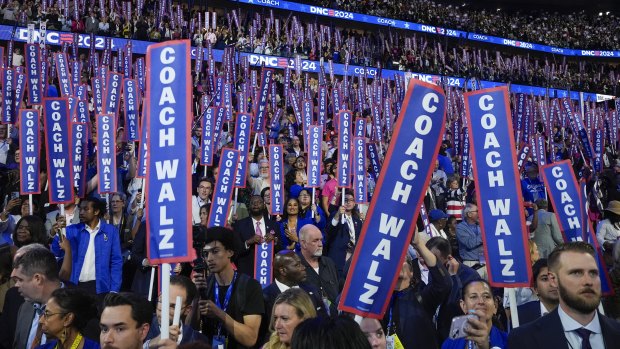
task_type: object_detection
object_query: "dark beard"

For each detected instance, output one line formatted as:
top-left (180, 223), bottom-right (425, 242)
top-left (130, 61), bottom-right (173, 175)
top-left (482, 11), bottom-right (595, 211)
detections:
top-left (558, 281), bottom-right (600, 314)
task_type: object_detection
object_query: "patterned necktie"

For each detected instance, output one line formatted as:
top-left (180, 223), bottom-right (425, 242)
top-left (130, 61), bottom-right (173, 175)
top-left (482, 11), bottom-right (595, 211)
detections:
top-left (574, 328), bottom-right (592, 349)
top-left (30, 322), bottom-right (43, 349)
top-left (255, 221), bottom-right (263, 237)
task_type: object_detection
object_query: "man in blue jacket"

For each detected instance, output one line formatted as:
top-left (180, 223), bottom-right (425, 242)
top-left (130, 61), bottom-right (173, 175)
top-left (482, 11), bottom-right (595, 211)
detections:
top-left (63, 197), bottom-right (122, 296)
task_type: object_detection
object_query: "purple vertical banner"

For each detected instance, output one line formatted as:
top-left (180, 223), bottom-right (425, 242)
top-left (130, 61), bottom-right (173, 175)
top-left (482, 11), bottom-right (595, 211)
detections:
top-left (254, 241), bottom-right (274, 288)
top-left (40, 47), bottom-right (48, 94)
top-left (535, 134), bottom-right (547, 167)
top-left (213, 76), bottom-right (223, 106)
top-left (136, 100), bottom-right (148, 179)
top-left (452, 118), bottom-right (461, 156)
top-left (517, 145), bottom-right (531, 171)
top-left (233, 113), bottom-right (252, 188)
top-left (92, 77), bottom-right (104, 114)
top-left (200, 107), bottom-right (216, 166)
top-left (579, 179), bottom-right (613, 295)
top-left (123, 79), bottom-right (139, 141)
top-left (213, 107), bottom-right (225, 150)
top-left (124, 43), bottom-right (132, 78)
top-left (460, 127), bottom-right (470, 178)
top-left (307, 125), bottom-right (322, 188)
top-left (337, 110), bottom-right (353, 188)
top-left (14, 71), bottom-right (25, 115)
top-left (339, 80), bottom-right (446, 318)
top-left (7, 40), bottom-right (13, 67)
top-left (1, 68), bottom-right (15, 123)
top-left (71, 122), bottom-right (88, 198)
top-left (301, 99), bottom-right (313, 145)
top-left (523, 104), bottom-right (531, 144)
top-left (290, 92), bottom-right (302, 124)
top-left (223, 82), bottom-right (233, 121)
top-left (19, 109), bottom-right (41, 194)
top-left (25, 44), bottom-right (42, 105)
top-left (562, 98), bottom-right (594, 160)
top-left (371, 104), bottom-right (383, 143)
top-left (353, 137), bottom-right (367, 204)
top-left (332, 85), bottom-right (342, 115)
top-left (104, 72), bottom-right (122, 119)
top-left (55, 52), bottom-right (72, 97)
top-left (75, 100), bottom-right (89, 123)
top-left (464, 87), bottom-right (532, 287)
top-left (593, 129), bottom-right (603, 173)
top-left (258, 132), bottom-right (267, 147)
top-left (71, 60), bottom-right (81, 87)
top-left (367, 142), bottom-right (382, 182)
top-left (355, 118), bottom-right (366, 138)
top-left (541, 160), bottom-right (585, 242)
top-left (145, 40), bottom-right (194, 264)
top-left (44, 98), bottom-right (75, 204)
top-left (253, 68), bottom-right (274, 132)
top-left (96, 114), bottom-right (117, 194)
top-left (136, 58), bottom-right (145, 92)
top-left (318, 85), bottom-right (327, 126)
top-left (514, 93), bottom-right (525, 145)
top-left (269, 144), bottom-right (285, 215)
top-left (384, 98), bottom-right (393, 135)
top-left (207, 148), bottom-right (240, 227)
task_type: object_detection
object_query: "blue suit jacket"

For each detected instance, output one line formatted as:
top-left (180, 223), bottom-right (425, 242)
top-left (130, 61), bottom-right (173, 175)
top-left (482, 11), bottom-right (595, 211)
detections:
top-left (66, 220), bottom-right (123, 293)
top-left (516, 300), bottom-right (543, 327)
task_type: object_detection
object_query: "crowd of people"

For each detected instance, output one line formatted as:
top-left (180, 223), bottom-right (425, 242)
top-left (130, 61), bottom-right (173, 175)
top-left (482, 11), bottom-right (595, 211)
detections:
top-left (0, 0), bottom-right (619, 349)
top-left (1, 0), bottom-right (620, 95)
top-left (312, 0), bottom-right (620, 50)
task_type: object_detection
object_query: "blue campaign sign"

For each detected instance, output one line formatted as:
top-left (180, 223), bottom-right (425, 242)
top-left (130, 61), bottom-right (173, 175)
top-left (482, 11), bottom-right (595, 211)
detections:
top-left (307, 125), bottom-right (323, 188)
top-left (43, 98), bottom-right (75, 204)
top-left (339, 80), bottom-right (446, 318)
top-left (75, 100), bottom-right (89, 123)
top-left (270, 144), bottom-right (285, 215)
top-left (200, 107), bottom-right (216, 166)
top-left (208, 148), bottom-right (240, 227)
top-left (145, 40), bottom-right (194, 264)
top-left (2, 68), bottom-right (15, 123)
top-left (367, 142), bottom-right (382, 182)
top-left (253, 68), bottom-right (274, 132)
top-left (14, 71), bottom-right (25, 116)
top-left (353, 137), bottom-right (367, 204)
top-left (123, 79), bottom-right (139, 141)
top-left (254, 241), bottom-right (274, 288)
top-left (234, 113), bottom-right (252, 188)
top-left (25, 43), bottom-right (42, 105)
top-left (464, 87), bottom-right (532, 287)
top-left (92, 77), bottom-right (104, 114)
top-left (54, 52), bottom-right (72, 97)
top-left (71, 122), bottom-right (88, 198)
top-left (19, 109), bottom-right (41, 194)
top-left (137, 103), bottom-right (148, 179)
top-left (540, 160), bottom-right (584, 242)
top-left (104, 72), bottom-right (122, 118)
top-left (96, 114), bottom-right (117, 194)
top-left (337, 111), bottom-right (353, 187)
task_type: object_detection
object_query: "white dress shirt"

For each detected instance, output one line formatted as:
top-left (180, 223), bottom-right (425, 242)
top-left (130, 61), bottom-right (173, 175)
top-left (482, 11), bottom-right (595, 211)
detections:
top-left (79, 220), bottom-right (101, 282)
top-left (558, 304), bottom-right (604, 349)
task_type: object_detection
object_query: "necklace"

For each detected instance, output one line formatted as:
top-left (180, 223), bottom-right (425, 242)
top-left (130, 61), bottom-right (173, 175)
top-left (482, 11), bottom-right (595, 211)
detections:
top-left (56, 332), bottom-right (83, 349)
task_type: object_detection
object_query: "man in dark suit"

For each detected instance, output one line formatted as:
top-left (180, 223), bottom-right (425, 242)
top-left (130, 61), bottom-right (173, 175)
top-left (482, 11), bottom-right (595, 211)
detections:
top-left (516, 258), bottom-right (559, 326)
top-left (10, 245), bottom-right (64, 349)
top-left (508, 242), bottom-right (620, 348)
top-left (233, 195), bottom-right (280, 277)
top-left (259, 250), bottom-right (328, 346)
top-left (325, 190), bottom-right (362, 276)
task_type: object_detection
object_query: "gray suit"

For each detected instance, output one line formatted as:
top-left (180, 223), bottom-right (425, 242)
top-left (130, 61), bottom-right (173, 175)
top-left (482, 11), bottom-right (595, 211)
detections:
top-left (13, 301), bottom-right (37, 349)
top-left (532, 209), bottom-right (564, 258)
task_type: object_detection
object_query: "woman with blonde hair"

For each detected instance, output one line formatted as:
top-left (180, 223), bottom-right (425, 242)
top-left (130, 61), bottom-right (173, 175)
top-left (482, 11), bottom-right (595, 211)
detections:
top-left (264, 288), bottom-right (317, 349)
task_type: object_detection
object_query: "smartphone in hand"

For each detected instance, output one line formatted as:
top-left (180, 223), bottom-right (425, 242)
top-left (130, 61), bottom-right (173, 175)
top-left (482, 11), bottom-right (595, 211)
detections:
top-left (449, 313), bottom-right (478, 339)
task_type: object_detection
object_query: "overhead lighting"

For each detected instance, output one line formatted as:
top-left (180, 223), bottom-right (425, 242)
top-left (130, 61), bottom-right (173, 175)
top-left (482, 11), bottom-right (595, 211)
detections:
top-left (606, 11), bottom-right (610, 15)
top-left (599, 12), bottom-right (603, 16)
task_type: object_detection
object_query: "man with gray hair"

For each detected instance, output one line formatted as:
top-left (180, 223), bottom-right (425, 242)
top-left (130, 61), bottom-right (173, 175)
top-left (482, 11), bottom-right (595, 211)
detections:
top-left (456, 203), bottom-right (487, 279)
top-left (10, 245), bottom-right (63, 349)
top-left (297, 224), bottom-right (341, 313)
top-left (531, 199), bottom-right (563, 258)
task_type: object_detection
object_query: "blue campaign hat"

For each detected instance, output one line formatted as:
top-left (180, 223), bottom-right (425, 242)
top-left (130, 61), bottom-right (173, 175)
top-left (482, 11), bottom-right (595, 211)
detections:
top-left (428, 209), bottom-right (449, 222)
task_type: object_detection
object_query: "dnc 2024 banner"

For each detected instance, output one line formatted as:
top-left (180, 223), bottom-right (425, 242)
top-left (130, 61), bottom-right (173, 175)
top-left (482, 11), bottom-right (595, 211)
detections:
top-left (339, 79), bottom-right (446, 318)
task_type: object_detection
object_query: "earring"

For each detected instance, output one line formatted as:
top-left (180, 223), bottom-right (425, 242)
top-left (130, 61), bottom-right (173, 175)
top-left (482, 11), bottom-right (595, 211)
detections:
top-left (61, 326), bottom-right (67, 343)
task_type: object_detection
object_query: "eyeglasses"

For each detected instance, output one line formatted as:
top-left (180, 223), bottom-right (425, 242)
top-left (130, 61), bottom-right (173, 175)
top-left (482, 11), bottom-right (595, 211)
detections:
top-left (42, 311), bottom-right (66, 319)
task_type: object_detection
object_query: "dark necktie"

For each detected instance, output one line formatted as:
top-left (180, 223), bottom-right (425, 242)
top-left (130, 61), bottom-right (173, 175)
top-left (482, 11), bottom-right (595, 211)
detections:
top-left (574, 328), bottom-right (592, 349)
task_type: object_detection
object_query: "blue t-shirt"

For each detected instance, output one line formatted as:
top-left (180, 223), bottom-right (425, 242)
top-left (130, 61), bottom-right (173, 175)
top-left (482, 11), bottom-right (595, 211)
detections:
top-left (441, 325), bottom-right (507, 349)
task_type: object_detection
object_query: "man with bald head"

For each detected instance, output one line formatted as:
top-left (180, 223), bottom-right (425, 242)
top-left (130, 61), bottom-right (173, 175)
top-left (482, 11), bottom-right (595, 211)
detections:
top-left (259, 250), bottom-right (328, 345)
top-left (297, 224), bottom-right (342, 316)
